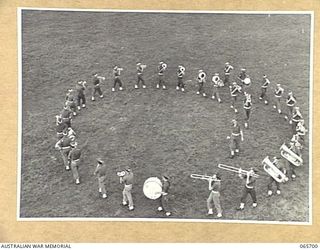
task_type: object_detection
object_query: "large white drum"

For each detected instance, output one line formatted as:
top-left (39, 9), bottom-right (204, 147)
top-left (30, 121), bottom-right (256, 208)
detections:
top-left (143, 177), bottom-right (162, 200)
top-left (243, 77), bottom-right (251, 85)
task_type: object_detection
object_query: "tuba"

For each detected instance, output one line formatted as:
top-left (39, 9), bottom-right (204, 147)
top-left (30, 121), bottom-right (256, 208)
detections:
top-left (280, 143), bottom-right (303, 167)
top-left (262, 156), bottom-right (288, 183)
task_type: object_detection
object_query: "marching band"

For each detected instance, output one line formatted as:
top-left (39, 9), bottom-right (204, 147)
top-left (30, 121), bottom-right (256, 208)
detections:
top-left (54, 61), bottom-right (308, 219)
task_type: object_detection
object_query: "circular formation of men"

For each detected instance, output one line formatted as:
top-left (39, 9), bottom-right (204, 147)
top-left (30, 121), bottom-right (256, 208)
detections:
top-left (54, 61), bottom-right (308, 219)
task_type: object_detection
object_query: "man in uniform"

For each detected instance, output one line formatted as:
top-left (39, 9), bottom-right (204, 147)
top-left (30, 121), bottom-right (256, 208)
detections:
top-left (56, 115), bottom-right (68, 140)
top-left (91, 73), bottom-right (105, 101)
top-left (223, 62), bottom-right (234, 86)
top-left (176, 65), bottom-right (185, 92)
top-left (120, 167), bottom-right (134, 211)
top-left (211, 73), bottom-right (222, 103)
top-left (291, 106), bottom-right (303, 134)
top-left (76, 80), bottom-right (86, 110)
top-left (112, 66), bottom-right (124, 92)
top-left (207, 172), bottom-right (222, 218)
top-left (60, 105), bottom-right (72, 128)
top-left (237, 167), bottom-right (258, 210)
top-left (65, 89), bottom-right (77, 116)
top-left (157, 62), bottom-right (167, 89)
top-left (197, 70), bottom-right (207, 97)
top-left (55, 131), bottom-right (72, 170)
top-left (227, 119), bottom-right (244, 158)
top-left (68, 141), bottom-right (81, 184)
top-left (229, 82), bottom-right (242, 113)
top-left (243, 93), bottom-right (252, 128)
top-left (135, 63), bottom-right (146, 89)
top-left (259, 74), bottom-right (270, 105)
top-left (267, 157), bottom-right (288, 196)
top-left (157, 174), bottom-right (172, 217)
top-left (94, 158), bottom-right (108, 198)
top-left (295, 119), bottom-right (307, 143)
top-left (273, 83), bottom-right (284, 114)
top-left (286, 141), bottom-right (299, 180)
top-left (284, 91), bottom-right (297, 121)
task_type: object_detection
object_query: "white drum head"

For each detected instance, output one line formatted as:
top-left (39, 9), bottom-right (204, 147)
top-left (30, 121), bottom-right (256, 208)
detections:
top-left (244, 77), bottom-right (251, 85)
top-left (143, 177), bottom-right (162, 200)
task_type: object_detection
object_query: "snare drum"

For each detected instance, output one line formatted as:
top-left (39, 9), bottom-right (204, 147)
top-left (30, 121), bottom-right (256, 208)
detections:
top-left (243, 77), bottom-right (251, 85)
top-left (143, 177), bottom-right (163, 200)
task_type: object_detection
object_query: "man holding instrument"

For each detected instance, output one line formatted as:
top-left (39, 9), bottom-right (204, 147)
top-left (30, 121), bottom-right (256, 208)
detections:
top-left (207, 172), bottom-right (223, 218)
top-left (120, 167), bottom-right (134, 211)
top-left (267, 157), bottom-right (287, 196)
top-left (227, 119), bottom-right (244, 158)
top-left (237, 167), bottom-right (258, 210)
top-left (157, 174), bottom-right (172, 217)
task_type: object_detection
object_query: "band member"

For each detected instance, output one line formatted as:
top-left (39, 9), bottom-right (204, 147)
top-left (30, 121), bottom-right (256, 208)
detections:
top-left (273, 83), bottom-right (284, 114)
top-left (112, 66), bottom-right (124, 92)
top-left (286, 141), bottom-right (299, 180)
top-left (237, 68), bottom-right (248, 83)
top-left (227, 119), bottom-right (244, 158)
top-left (295, 119), bottom-right (307, 142)
top-left (211, 73), bottom-right (222, 103)
top-left (65, 89), bottom-right (77, 116)
top-left (243, 93), bottom-right (252, 128)
top-left (55, 132), bottom-right (72, 170)
top-left (56, 115), bottom-right (68, 140)
top-left (197, 70), bottom-right (207, 97)
top-left (176, 65), bottom-right (185, 92)
top-left (284, 91), bottom-right (297, 121)
top-left (120, 167), bottom-right (134, 211)
top-left (135, 63), bottom-right (147, 89)
top-left (66, 127), bottom-right (76, 142)
top-left (207, 172), bottom-right (222, 218)
top-left (76, 80), bottom-right (86, 110)
top-left (68, 141), bottom-right (81, 184)
top-left (157, 174), bottom-right (172, 217)
top-left (157, 62), bottom-right (167, 89)
top-left (60, 105), bottom-right (72, 128)
top-left (238, 68), bottom-right (251, 94)
top-left (237, 167), bottom-right (258, 210)
top-left (65, 89), bottom-right (74, 102)
top-left (224, 62), bottom-right (234, 86)
top-left (267, 157), bottom-right (287, 196)
top-left (259, 74), bottom-right (270, 105)
top-left (229, 82), bottom-right (242, 113)
top-left (91, 73), bottom-right (105, 101)
top-left (291, 106), bottom-right (303, 134)
top-left (94, 158), bottom-right (108, 199)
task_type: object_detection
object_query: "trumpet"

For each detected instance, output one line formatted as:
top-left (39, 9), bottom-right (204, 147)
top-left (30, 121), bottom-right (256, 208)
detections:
top-left (190, 173), bottom-right (218, 181)
top-left (218, 164), bottom-right (259, 178)
top-left (262, 156), bottom-right (288, 183)
top-left (280, 143), bottom-right (303, 167)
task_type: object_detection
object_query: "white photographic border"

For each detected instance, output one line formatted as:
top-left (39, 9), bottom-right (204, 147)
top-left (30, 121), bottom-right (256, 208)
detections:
top-left (17, 7), bottom-right (314, 225)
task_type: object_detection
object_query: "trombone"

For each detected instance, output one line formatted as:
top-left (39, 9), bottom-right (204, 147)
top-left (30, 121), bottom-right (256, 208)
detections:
top-left (218, 164), bottom-right (259, 178)
top-left (280, 143), bottom-right (303, 167)
top-left (262, 156), bottom-right (288, 183)
top-left (190, 173), bottom-right (218, 181)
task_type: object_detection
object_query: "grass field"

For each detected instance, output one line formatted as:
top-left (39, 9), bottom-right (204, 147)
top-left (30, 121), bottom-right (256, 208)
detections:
top-left (20, 10), bottom-right (311, 222)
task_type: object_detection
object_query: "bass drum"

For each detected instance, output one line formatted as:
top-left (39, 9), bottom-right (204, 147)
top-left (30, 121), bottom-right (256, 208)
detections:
top-left (143, 177), bottom-right (163, 200)
top-left (243, 77), bottom-right (251, 85)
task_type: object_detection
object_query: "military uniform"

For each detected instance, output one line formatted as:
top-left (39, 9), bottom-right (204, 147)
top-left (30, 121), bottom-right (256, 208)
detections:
top-left (273, 84), bottom-right (284, 114)
top-left (68, 144), bottom-right (81, 184)
top-left (121, 169), bottom-right (134, 210)
top-left (197, 70), bottom-right (207, 97)
top-left (94, 159), bottom-right (108, 198)
top-left (267, 158), bottom-right (287, 196)
top-left (60, 107), bottom-right (72, 128)
top-left (243, 94), bottom-right (252, 128)
top-left (291, 107), bottom-right (303, 134)
top-left (157, 176), bottom-right (171, 216)
top-left (211, 73), bottom-right (222, 103)
top-left (176, 66), bottom-right (185, 92)
top-left (112, 66), bottom-right (123, 91)
top-left (224, 62), bottom-right (234, 86)
top-left (229, 82), bottom-right (242, 113)
top-left (92, 75), bottom-right (104, 101)
top-left (157, 62), bottom-right (167, 89)
top-left (55, 135), bottom-right (72, 170)
top-left (229, 120), bottom-right (243, 158)
top-left (135, 63), bottom-right (146, 89)
top-left (238, 169), bottom-right (257, 210)
top-left (207, 174), bottom-right (222, 218)
top-left (259, 75), bottom-right (270, 105)
top-left (284, 93), bottom-right (297, 120)
top-left (76, 81), bottom-right (86, 110)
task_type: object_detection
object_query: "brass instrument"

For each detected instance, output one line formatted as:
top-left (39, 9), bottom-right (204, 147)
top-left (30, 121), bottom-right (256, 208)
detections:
top-left (117, 171), bottom-right (126, 177)
top-left (218, 164), bottom-right (259, 178)
top-left (280, 143), bottom-right (303, 167)
top-left (190, 173), bottom-right (217, 181)
top-left (262, 156), bottom-right (288, 183)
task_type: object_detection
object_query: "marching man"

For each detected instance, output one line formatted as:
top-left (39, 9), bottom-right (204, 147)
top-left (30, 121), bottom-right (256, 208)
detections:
top-left (68, 141), bottom-right (81, 185)
top-left (273, 83), bottom-right (284, 114)
top-left (229, 82), bottom-right (242, 113)
top-left (259, 74), bottom-right (270, 105)
top-left (60, 105), bottom-right (72, 128)
top-left (267, 157), bottom-right (288, 196)
top-left (197, 70), bottom-right (207, 97)
top-left (291, 106), bottom-right (303, 134)
top-left (157, 174), bottom-right (172, 217)
top-left (176, 65), bottom-right (186, 92)
top-left (295, 119), bottom-right (307, 143)
top-left (91, 73), bottom-right (105, 101)
top-left (120, 167), bottom-right (134, 211)
top-left (223, 62), bottom-right (234, 86)
top-left (237, 167), bottom-right (258, 210)
top-left (207, 172), bottom-right (223, 218)
top-left (227, 119), bottom-right (244, 158)
top-left (112, 66), bottom-right (124, 92)
top-left (55, 131), bottom-right (72, 171)
top-left (237, 68), bottom-right (250, 94)
top-left (243, 93), bottom-right (252, 128)
top-left (285, 141), bottom-right (299, 180)
top-left (284, 91), bottom-right (297, 121)
top-left (157, 61), bottom-right (167, 89)
top-left (76, 80), bottom-right (87, 110)
top-left (135, 63), bottom-right (147, 89)
top-left (211, 73), bottom-right (223, 103)
top-left (65, 89), bottom-right (77, 116)
top-left (94, 158), bottom-right (108, 199)
top-left (56, 115), bottom-right (68, 140)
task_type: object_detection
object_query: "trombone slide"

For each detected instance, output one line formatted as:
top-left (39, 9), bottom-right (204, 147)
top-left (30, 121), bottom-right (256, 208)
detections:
top-left (218, 164), bottom-right (259, 178)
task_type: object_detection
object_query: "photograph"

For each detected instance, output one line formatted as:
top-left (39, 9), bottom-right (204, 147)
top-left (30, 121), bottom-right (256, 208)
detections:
top-left (18, 9), bottom-right (312, 224)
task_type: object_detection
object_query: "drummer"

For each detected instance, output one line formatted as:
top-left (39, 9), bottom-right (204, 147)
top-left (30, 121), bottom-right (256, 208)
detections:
top-left (237, 68), bottom-right (250, 94)
top-left (157, 174), bottom-right (172, 217)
